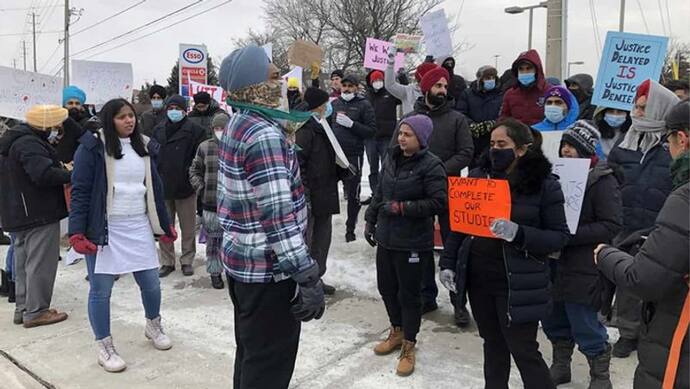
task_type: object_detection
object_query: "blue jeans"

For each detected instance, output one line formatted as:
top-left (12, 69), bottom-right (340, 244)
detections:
top-left (542, 301), bottom-right (609, 357)
top-left (364, 138), bottom-right (389, 193)
top-left (5, 233), bottom-right (15, 281)
top-left (86, 255), bottom-right (161, 340)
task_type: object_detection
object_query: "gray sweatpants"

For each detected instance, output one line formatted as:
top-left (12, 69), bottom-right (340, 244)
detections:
top-left (13, 222), bottom-right (60, 321)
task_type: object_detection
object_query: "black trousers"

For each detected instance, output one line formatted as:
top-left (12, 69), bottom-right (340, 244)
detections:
top-left (342, 154), bottom-right (363, 234)
top-left (376, 247), bottom-right (428, 342)
top-left (468, 284), bottom-right (555, 389)
top-left (227, 278), bottom-right (301, 389)
top-left (306, 212), bottom-right (332, 278)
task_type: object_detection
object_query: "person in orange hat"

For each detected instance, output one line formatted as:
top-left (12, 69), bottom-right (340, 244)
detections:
top-left (0, 105), bottom-right (71, 328)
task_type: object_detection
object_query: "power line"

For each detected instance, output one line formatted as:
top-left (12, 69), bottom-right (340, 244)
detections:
top-left (0, 4), bottom-right (64, 12)
top-left (587, 0), bottom-right (602, 58)
top-left (71, 0), bottom-right (203, 57)
top-left (665, 0), bottom-right (673, 36)
top-left (635, 0), bottom-right (650, 34)
top-left (71, 0), bottom-right (147, 37)
top-left (40, 41), bottom-right (63, 72)
top-left (657, 0), bottom-right (667, 36)
top-left (81, 0), bottom-right (232, 60)
top-left (0, 30), bottom-right (61, 37)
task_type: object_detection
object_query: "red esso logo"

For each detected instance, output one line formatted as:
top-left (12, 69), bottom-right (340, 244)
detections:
top-left (183, 48), bottom-right (205, 64)
top-left (198, 68), bottom-right (206, 76)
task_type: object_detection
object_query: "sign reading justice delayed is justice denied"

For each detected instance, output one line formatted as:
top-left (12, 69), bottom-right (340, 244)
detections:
top-left (448, 177), bottom-right (511, 238)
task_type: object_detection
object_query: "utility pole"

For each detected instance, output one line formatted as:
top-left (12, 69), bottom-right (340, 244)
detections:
top-left (63, 0), bottom-right (70, 86)
top-left (12, 59), bottom-right (17, 69)
top-left (545, 0), bottom-right (567, 81)
top-left (32, 12), bottom-right (37, 72)
top-left (22, 40), bottom-right (27, 71)
top-left (619, 0), bottom-right (625, 32)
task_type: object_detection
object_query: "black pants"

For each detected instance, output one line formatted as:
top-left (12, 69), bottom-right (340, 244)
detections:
top-left (421, 212), bottom-right (458, 307)
top-left (342, 154), bottom-right (363, 234)
top-left (306, 212), bottom-right (332, 278)
top-left (227, 278), bottom-right (301, 389)
top-left (468, 284), bottom-right (554, 389)
top-left (376, 247), bottom-right (427, 342)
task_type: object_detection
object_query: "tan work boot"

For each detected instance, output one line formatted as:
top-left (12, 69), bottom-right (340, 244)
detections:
top-left (396, 340), bottom-right (416, 377)
top-left (374, 326), bottom-right (403, 355)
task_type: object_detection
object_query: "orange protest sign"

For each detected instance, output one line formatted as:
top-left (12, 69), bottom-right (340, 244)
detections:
top-left (448, 177), bottom-right (511, 238)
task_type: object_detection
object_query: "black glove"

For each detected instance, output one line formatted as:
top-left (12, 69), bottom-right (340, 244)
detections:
top-left (290, 263), bottom-right (325, 322)
top-left (381, 201), bottom-right (404, 216)
top-left (364, 223), bottom-right (377, 247)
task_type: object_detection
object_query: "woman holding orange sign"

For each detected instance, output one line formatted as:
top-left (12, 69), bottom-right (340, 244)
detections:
top-left (439, 118), bottom-right (570, 389)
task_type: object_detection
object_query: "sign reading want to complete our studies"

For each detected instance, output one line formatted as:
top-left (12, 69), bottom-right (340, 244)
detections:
top-left (591, 31), bottom-right (668, 111)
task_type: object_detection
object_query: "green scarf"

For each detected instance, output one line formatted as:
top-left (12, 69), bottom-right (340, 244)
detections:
top-left (225, 99), bottom-right (313, 123)
top-left (670, 151), bottom-right (690, 190)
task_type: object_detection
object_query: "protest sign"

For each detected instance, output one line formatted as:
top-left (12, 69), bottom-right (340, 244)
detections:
top-left (540, 130), bottom-right (565, 163)
top-left (552, 158), bottom-right (590, 234)
top-left (448, 177), bottom-right (512, 238)
top-left (420, 9), bottom-right (454, 59)
top-left (287, 40), bottom-right (323, 68)
top-left (71, 60), bottom-right (133, 105)
top-left (363, 38), bottom-right (405, 71)
top-left (319, 118), bottom-right (350, 169)
top-left (592, 31), bottom-right (668, 111)
top-left (179, 43), bottom-right (208, 97)
top-left (282, 66), bottom-right (304, 91)
top-left (188, 80), bottom-right (224, 101)
top-left (394, 33), bottom-right (423, 54)
top-left (0, 66), bottom-right (62, 120)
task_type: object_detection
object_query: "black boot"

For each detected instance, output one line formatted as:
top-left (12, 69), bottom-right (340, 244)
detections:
top-left (612, 337), bottom-right (637, 358)
top-left (0, 270), bottom-right (8, 296)
top-left (8, 280), bottom-right (16, 303)
top-left (587, 344), bottom-right (613, 389)
top-left (210, 274), bottom-right (224, 289)
top-left (549, 338), bottom-right (574, 385)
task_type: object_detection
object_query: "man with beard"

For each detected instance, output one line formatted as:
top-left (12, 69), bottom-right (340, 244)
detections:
top-left (188, 91), bottom-right (225, 138)
top-left (140, 84), bottom-right (168, 137)
top-left (390, 65), bottom-right (474, 322)
top-left (55, 85), bottom-right (96, 163)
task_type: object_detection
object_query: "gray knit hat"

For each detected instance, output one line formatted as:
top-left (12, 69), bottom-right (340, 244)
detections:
top-left (219, 45), bottom-right (271, 92)
top-left (561, 120), bottom-right (601, 157)
top-left (211, 112), bottom-right (230, 129)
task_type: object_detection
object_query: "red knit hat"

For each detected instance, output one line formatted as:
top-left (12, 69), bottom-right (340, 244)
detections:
top-left (635, 79), bottom-right (651, 100)
top-left (420, 67), bottom-right (450, 94)
top-left (370, 70), bottom-right (384, 82)
top-left (415, 62), bottom-right (438, 83)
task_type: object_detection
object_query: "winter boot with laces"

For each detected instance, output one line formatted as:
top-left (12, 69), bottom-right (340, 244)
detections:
top-left (96, 336), bottom-right (126, 372)
top-left (145, 316), bottom-right (172, 350)
top-left (587, 344), bottom-right (613, 389)
top-left (374, 326), bottom-right (403, 355)
top-left (396, 340), bottom-right (416, 377)
top-left (549, 338), bottom-right (575, 385)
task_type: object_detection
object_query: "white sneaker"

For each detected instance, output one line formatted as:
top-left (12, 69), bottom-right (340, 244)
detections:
top-left (145, 316), bottom-right (172, 350)
top-left (96, 336), bottom-right (126, 373)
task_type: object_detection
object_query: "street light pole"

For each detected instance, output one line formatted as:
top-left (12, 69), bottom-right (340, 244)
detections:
top-left (505, 2), bottom-right (548, 51)
top-left (493, 55), bottom-right (501, 69)
top-left (567, 61), bottom-right (584, 77)
top-left (528, 8), bottom-right (534, 49)
top-left (619, 0), bottom-right (625, 32)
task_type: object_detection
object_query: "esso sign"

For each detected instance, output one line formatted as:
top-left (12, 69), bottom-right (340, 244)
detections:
top-left (183, 48), bottom-right (205, 64)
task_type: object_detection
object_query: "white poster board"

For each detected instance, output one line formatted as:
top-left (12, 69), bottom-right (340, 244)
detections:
top-left (552, 158), bottom-right (591, 234)
top-left (71, 59), bottom-right (133, 105)
top-left (0, 66), bottom-right (62, 120)
top-left (540, 130), bottom-right (564, 163)
top-left (420, 9), bottom-right (454, 59)
top-left (282, 66), bottom-right (304, 92)
top-left (319, 118), bottom-right (350, 169)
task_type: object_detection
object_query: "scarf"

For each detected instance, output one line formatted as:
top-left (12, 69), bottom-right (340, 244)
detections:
top-left (670, 151), bottom-right (690, 190)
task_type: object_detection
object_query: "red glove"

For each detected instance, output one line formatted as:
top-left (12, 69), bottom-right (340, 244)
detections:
top-left (382, 201), bottom-right (404, 216)
top-left (69, 234), bottom-right (97, 255)
top-left (160, 225), bottom-right (177, 244)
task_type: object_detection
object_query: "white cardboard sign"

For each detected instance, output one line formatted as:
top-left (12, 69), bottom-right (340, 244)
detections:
top-left (552, 158), bottom-right (591, 234)
top-left (71, 59), bottom-right (134, 105)
top-left (0, 66), bottom-right (62, 120)
top-left (420, 9), bottom-right (454, 59)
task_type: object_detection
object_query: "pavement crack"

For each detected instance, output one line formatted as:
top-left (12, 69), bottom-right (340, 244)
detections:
top-left (0, 349), bottom-right (56, 388)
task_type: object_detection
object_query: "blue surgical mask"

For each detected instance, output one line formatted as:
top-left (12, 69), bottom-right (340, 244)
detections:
top-left (151, 99), bottom-right (164, 110)
top-left (483, 79), bottom-right (496, 91)
top-left (604, 113), bottom-right (626, 128)
top-left (544, 105), bottom-right (565, 123)
top-left (324, 101), bottom-right (333, 118)
top-left (518, 72), bottom-right (536, 86)
top-left (167, 109), bottom-right (184, 123)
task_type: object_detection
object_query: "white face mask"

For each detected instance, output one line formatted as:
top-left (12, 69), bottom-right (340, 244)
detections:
top-left (48, 130), bottom-right (59, 143)
top-left (214, 130), bottom-right (223, 140)
top-left (372, 81), bottom-right (384, 91)
top-left (341, 92), bottom-right (355, 102)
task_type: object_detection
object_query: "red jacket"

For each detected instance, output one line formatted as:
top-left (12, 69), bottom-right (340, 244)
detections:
top-left (499, 49), bottom-right (546, 125)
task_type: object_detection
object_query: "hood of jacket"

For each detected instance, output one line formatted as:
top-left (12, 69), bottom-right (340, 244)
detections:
top-left (511, 49), bottom-right (546, 91)
top-left (470, 79), bottom-right (503, 95)
top-left (531, 88), bottom-right (580, 131)
top-left (588, 160), bottom-right (615, 188)
top-left (0, 124), bottom-right (40, 156)
top-left (565, 73), bottom-right (594, 95)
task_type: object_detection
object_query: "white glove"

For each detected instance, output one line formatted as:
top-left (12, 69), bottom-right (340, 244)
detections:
top-left (336, 113), bottom-right (354, 128)
top-left (387, 52), bottom-right (396, 66)
top-left (490, 218), bottom-right (519, 242)
top-left (439, 269), bottom-right (457, 293)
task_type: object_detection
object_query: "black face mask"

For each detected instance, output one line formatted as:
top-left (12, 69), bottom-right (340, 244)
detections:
top-left (287, 90), bottom-right (299, 98)
top-left (490, 148), bottom-right (517, 172)
top-left (427, 92), bottom-right (446, 106)
top-left (68, 107), bottom-right (83, 120)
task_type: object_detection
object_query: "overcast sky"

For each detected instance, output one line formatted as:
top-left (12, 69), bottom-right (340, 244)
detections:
top-left (1, 0), bottom-right (688, 88)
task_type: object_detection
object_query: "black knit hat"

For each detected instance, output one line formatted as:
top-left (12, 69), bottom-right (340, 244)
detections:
top-left (165, 94), bottom-right (188, 111)
top-left (341, 74), bottom-right (359, 86)
top-left (149, 84), bottom-right (167, 99)
top-left (330, 69), bottom-right (344, 79)
top-left (665, 100), bottom-right (689, 132)
top-left (561, 120), bottom-right (601, 157)
top-left (303, 87), bottom-right (329, 110)
top-left (193, 91), bottom-right (211, 105)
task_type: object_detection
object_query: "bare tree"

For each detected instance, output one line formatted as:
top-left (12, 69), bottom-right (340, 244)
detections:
top-left (232, 29), bottom-right (291, 73)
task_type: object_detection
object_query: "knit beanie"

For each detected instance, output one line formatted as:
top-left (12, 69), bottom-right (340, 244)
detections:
top-left (219, 46), bottom-right (270, 92)
top-left (149, 84), bottom-right (167, 99)
top-left (303, 87), bottom-right (329, 110)
top-left (211, 112), bottom-right (230, 129)
top-left (25, 105), bottom-right (68, 129)
top-left (342, 74), bottom-right (359, 86)
top-left (62, 85), bottom-right (86, 106)
top-left (287, 77), bottom-right (300, 89)
top-left (561, 120), bottom-right (601, 157)
top-left (370, 71), bottom-right (384, 82)
top-left (476, 65), bottom-right (498, 79)
top-left (666, 100), bottom-right (690, 132)
top-left (414, 62), bottom-right (437, 83)
top-left (400, 114), bottom-right (434, 148)
top-left (165, 94), bottom-right (188, 111)
top-left (331, 69), bottom-right (344, 79)
top-left (193, 91), bottom-right (211, 105)
top-left (420, 66), bottom-right (450, 94)
top-left (546, 77), bottom-right (561, 86)
top-left (544, 85), bottom-right (573, 110)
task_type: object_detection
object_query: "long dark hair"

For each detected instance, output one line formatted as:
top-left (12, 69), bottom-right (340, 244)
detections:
top-left (99, 98), bottom-right (148, 159)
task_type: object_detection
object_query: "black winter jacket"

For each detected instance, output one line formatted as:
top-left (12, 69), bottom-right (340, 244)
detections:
top-left (456, 80), bottom-right (504, 164)
top-left (139, 108), bottom-right (167, 137)
top-left (152, 117), bottom-right (207, 200)
top-left (597, 183), bottom-right (689, 389)
top-left (188, 99), bottom-right (224, 137)
top-left (552, 162), bottom-right (622, 308)
top-left (391, 98), bottom-right (474, 176)
top-left (365, 146), bottom-right (447, 251)
top-left (329, 94), bottom-right (377, 157)
top-left (365, 71), bottom-right (401, 140)
top-left (440, 149), bottom-right (570, 324)
top-left (0, 124), bottom-right (71, 232)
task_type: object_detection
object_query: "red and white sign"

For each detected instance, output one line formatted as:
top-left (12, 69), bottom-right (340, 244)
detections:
top-left (179, 44), bottom-right (207, 96)
top-left (188, 80), bottom-right (230, 112)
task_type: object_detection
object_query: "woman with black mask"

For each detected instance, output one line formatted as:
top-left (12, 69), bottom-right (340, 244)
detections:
top-left (439, 119), bottom-right (570, 389)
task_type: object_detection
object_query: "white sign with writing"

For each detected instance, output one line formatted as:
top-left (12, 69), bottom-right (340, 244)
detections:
top-left (540, 130), bottom-right (565, 163)
top-left (71, 59), bottom-right (134, 105)
top-left (0, 66), bottom-right (62, 120)
top-left (420, 9), bottom-right (454, 59)
top-left (552, 158), bottom-right (591, 234)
